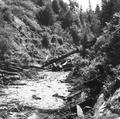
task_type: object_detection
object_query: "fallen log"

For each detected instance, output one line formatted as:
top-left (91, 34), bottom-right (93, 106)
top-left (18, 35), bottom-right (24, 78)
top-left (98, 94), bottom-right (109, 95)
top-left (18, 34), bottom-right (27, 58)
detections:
top-left (8, 64), bottom-right (23, 71)
top-left (0, 69), bottom-right (18, 75)
top-left (41, 48), bottom-right (80, 68)
top-left (5, 75), bottom-right (20, 80)
top-left (0, 61), bottom-right (23, 71)
top-left (0, 67), bottom-right (20, 72)
top-left (18, 48), bottom-right (80, 70)
top-left (21, 64), bottom-right (44, 70)
top-left (66, 90), bottom-right (82, 101)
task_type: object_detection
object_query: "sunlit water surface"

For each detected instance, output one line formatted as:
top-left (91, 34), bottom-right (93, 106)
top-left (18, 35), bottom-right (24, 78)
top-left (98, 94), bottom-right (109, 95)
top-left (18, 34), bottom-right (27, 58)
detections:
top-left (0, 71), bottom-right (71, 110)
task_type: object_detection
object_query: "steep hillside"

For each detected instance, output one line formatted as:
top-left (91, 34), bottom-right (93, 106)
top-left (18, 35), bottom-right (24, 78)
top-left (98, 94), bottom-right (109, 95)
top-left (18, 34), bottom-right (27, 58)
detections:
top-left (2, 0), bottom-right (120, 119)
top-left (0, 0), bottom-right (75, 66)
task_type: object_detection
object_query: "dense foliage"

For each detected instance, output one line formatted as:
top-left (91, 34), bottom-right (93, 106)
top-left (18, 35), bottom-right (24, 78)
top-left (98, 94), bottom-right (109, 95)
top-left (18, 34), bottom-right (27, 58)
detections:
top-left (1, 0), bottom-right (120, 118)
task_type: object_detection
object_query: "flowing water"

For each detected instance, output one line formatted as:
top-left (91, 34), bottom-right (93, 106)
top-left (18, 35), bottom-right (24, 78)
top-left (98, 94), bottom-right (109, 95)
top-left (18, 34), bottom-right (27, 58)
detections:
top-left (0, 71), bottom-right (72, 118)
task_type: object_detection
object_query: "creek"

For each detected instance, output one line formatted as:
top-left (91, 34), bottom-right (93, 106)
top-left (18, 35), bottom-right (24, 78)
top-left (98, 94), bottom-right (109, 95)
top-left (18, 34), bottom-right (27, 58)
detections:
top-left (0, 71), bottom-right (72, 118)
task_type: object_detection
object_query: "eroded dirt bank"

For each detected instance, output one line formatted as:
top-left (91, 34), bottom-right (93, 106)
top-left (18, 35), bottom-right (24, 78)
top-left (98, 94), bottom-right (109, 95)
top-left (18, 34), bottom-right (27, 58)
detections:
top-left (0, 71), bottom-right (72, 119)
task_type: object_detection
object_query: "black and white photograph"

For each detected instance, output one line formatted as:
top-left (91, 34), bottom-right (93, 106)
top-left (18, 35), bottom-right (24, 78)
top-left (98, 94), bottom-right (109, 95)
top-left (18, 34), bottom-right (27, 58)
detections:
top-left (0, 0), bottom-right (120, 118)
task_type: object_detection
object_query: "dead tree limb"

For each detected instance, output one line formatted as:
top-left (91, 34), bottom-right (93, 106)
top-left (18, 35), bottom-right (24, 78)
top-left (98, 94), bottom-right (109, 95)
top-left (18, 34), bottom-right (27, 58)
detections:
top-left (0, 69), bottom-right (18, 75)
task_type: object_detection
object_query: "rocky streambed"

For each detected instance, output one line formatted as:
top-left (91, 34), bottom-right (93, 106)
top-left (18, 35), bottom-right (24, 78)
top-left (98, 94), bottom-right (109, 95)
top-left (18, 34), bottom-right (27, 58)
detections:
top-left (0, 71), bottom-right (72, 119)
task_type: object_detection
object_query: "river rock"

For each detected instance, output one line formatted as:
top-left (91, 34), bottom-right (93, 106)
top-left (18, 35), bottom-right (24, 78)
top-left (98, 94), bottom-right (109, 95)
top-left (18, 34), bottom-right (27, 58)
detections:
top-left (28, 113), bottom-right (38, 119)
top-left (94, 93), bottom-right (106, 119)
top-left (116, 117), bottom-right (120, 119)
top-left (94, 88), bottom-right (120, 119)
top-left (76, 104), bottom-right (84, 119)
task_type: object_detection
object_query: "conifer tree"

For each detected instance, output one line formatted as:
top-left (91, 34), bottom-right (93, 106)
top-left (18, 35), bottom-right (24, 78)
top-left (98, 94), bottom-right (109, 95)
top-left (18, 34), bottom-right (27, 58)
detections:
top-left (79, 5), bottom-right (84, 26)
top-left (37, 4), bottom-right (56, 26)
top-left (95, 4), bottom-right (101, 18)
top-left (52, 0), bottom-right (61, 14)
top-left (100, 0), bottom-right (114, 26)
